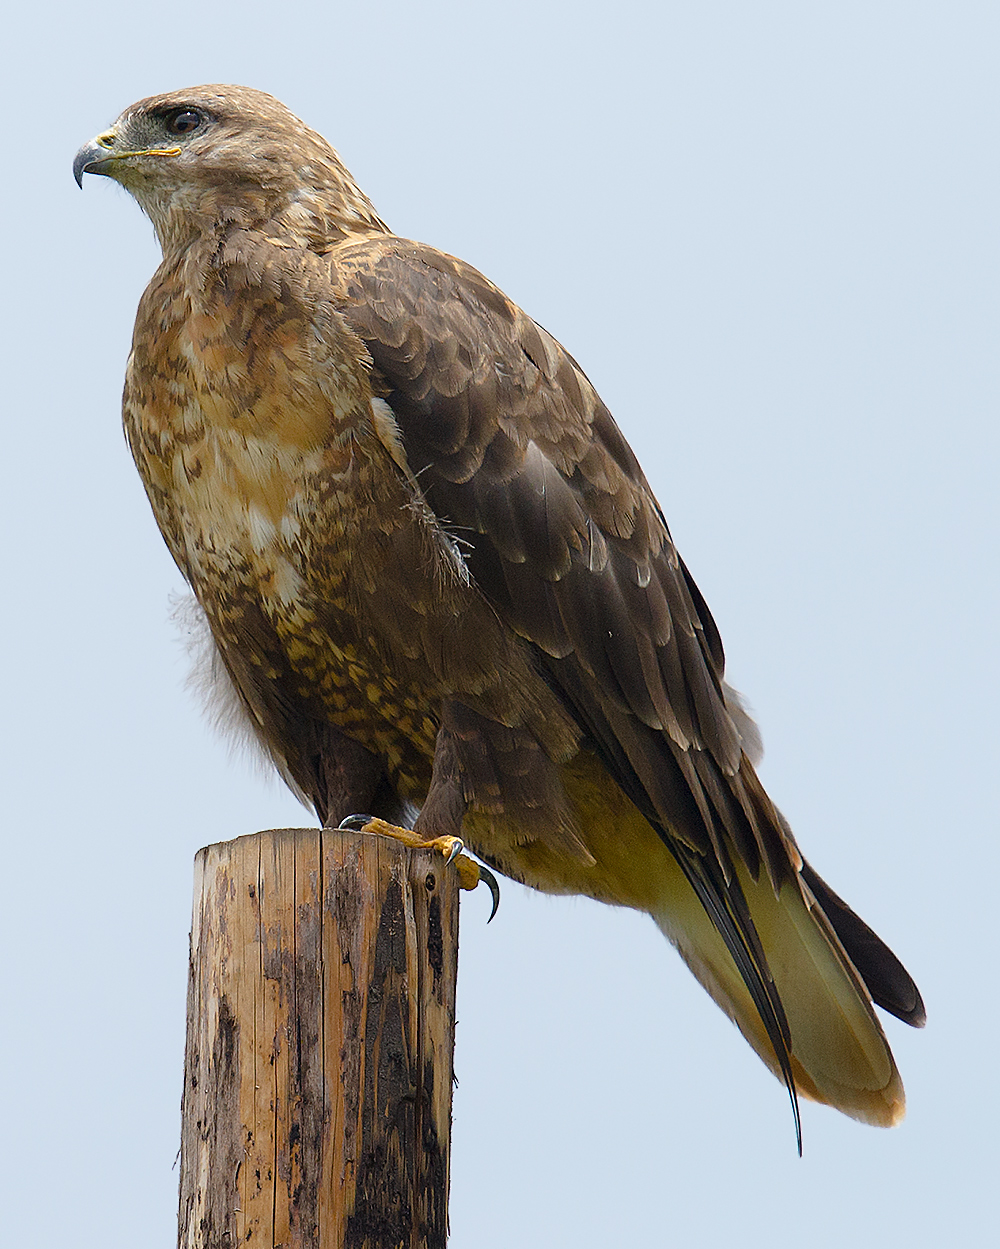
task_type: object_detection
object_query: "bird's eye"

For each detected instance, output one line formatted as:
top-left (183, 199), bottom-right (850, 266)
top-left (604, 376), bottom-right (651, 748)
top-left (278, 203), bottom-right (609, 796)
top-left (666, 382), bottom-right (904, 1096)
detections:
top-left (165, 110), bottom-right (202, 136)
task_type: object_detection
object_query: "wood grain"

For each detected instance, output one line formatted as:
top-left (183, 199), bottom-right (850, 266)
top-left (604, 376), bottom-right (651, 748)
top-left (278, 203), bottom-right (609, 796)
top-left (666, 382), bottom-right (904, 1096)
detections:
top-left (178, 827), bottom-right (459, 1248)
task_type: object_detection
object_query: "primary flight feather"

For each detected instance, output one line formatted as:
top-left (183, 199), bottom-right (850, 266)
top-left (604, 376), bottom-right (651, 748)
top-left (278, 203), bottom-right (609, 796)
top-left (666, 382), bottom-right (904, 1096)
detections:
top-left (75, 85), bottom-right (924, 1138)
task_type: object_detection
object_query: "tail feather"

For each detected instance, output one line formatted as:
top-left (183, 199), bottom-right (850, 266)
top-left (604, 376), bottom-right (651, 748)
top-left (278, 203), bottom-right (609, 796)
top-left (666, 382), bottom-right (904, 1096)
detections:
top-left (517, 753), bottom-right (918, 1132)
top-left (799, 859), bottom-right (926, 1028)
top-left (651, 847), bottom-right (907, 1128)
top-left (667, 840), bottom-right (802, 1150)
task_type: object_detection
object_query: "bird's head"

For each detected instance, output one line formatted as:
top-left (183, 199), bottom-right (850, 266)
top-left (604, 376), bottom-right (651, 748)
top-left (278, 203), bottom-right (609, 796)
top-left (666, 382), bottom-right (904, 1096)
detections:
top-left (74, 85), bottom-right (385, 254)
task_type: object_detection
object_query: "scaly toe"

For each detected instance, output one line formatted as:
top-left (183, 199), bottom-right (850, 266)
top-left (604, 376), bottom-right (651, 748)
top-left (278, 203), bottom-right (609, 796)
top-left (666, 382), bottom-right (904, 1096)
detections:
top-left (346, 816), bottom-right (427, 850)
top-left (336, 817), bottom-right (499, 918)
top-left (429, 836), bottom-right (465, 865)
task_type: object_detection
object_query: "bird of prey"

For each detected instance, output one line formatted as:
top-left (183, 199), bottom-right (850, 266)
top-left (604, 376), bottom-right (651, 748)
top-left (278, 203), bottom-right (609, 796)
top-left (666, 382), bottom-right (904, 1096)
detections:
top-left (74, 85), bottom-right (923, 1139)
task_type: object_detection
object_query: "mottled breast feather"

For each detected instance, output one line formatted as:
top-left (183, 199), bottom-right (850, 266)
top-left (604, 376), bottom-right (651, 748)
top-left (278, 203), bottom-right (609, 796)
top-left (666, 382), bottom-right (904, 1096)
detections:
top-left (123, 230), bottom-right (581, 815)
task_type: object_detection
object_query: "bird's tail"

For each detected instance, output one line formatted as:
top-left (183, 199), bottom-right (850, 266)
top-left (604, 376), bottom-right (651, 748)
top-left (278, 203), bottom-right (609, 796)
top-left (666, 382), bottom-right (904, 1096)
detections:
top-left (650, 849), bottom-right (911, 1127)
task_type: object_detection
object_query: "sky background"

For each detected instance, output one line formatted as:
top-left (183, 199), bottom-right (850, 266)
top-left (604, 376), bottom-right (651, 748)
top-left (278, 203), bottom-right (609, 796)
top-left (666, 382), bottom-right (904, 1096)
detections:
top-left (2, 1), bottom-right (997, 1244)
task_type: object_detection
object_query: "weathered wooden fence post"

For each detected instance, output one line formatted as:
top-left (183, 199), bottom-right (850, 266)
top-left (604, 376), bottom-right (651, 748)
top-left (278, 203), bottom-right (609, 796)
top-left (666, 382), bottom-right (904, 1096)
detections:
top-left (177, 826), bottom-right (460, 1249)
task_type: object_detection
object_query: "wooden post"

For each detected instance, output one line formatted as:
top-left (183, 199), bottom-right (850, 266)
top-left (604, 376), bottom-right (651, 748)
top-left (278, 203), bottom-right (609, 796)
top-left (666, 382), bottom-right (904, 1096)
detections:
top-left (177, 827), bottom-right (460, 1249)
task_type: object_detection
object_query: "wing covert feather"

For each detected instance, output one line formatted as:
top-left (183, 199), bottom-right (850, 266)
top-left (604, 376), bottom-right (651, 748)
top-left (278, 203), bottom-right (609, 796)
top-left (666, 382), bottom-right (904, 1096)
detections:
top-left (330, 239), bottom-right (753, 810)
top-left (326, 239), bottom-right (798, 871)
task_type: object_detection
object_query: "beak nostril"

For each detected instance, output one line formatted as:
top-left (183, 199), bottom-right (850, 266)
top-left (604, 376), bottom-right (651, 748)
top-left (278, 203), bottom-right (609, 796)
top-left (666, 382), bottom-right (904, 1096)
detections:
top-left (97, 132), bottom-right (115, 149)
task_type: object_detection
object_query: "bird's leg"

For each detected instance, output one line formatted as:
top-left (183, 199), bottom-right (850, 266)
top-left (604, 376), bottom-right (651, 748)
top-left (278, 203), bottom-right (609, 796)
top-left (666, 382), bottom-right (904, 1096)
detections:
top-left (337, 724), bottom-right (500, 919)
top-left (311, 725), bottom-right (400, 827)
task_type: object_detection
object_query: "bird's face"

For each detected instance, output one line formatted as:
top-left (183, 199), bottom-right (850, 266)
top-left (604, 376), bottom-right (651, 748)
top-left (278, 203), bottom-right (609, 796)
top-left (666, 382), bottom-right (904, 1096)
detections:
top-left (74, 97), bottom-right (215, 193)
top-left (75, 88), bottom-right (291, 249)
top-left (72, 86), bottom-right (316, 190)
top-left (73, 85), bottom-right (375, 253)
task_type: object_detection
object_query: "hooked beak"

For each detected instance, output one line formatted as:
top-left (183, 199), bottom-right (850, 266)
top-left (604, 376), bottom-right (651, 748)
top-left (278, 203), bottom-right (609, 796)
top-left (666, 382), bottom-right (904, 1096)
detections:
top-left (73, 139), bottom-right (110, 187)
top-left (73, 130), bottom-right (181, 187)
top-left (73, 129), bottom-right (120, 187)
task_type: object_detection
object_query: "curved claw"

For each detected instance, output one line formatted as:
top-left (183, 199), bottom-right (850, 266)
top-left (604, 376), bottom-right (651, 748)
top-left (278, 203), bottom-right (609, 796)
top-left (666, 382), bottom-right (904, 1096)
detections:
top-left (338, 813), bottom-right (374, 831)
top-left (478, 863), bottom-right (501, 923)
top-left (444, 837), bottom-right (465, 865)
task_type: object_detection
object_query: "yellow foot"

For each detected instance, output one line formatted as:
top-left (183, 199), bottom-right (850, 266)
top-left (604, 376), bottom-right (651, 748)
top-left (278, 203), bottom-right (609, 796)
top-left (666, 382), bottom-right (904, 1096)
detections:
top-left (337, 815), bottom-right (500, 920)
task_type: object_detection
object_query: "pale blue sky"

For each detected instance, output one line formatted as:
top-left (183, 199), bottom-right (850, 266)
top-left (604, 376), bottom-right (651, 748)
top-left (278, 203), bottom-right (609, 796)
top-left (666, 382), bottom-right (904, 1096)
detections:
top-left (2, 2), bottom-right (996, 1244)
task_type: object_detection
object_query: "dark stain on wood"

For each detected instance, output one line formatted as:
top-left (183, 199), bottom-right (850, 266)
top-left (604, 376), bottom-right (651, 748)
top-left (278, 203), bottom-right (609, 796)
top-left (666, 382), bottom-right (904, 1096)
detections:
top-left (287, 935), bottom-right (325, 1245)
top-left (215, 995), bottom-right (238, 1082)
top-left (427, 893), bottom-right (444, 985)
top-left (417, 1057), bottom-right (448, 1248)
top-left (182, 993), bottom-right (241, 1248)
top-left (345, 879), bottom-right (415, 1248)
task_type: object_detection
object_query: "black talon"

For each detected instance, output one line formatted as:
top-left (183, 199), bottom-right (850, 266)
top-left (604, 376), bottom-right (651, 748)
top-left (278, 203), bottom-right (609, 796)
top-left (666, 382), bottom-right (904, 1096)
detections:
top-left (479, 863), bottom-right (501, 923)
top-left (338, 813), bottom-right (374, 831)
